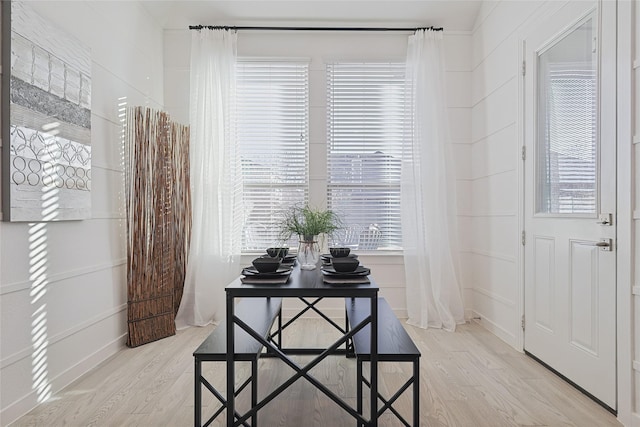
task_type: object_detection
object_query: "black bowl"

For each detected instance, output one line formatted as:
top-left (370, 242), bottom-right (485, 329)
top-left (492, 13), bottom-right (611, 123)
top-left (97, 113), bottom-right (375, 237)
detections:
top-left (329, 247), bottom-right (351, 258)
top-left (331, 256), bottom-right (360, 272)
top-left (266, 247), bottom-right (289, 258)
top-left (252, 256), bottom-right (282, 273)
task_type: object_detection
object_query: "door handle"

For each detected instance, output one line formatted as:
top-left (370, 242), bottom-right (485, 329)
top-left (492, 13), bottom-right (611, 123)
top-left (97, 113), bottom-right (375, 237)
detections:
top-left (580, 238), bottom-right (612, 251)
top-left (597, 213), bottom-right (612, 225)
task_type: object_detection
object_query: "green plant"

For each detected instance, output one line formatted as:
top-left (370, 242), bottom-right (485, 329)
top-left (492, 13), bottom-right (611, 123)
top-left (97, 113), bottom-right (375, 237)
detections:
top-left (279, 204), bottom-right (340, 241)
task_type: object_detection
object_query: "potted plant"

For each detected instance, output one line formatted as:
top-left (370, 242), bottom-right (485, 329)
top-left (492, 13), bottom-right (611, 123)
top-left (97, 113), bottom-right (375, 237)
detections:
top-left (279, 204), bottom-right (340, 270)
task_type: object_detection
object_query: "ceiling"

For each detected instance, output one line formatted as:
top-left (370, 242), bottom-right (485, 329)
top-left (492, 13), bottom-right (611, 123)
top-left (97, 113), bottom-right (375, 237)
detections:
top-left (140, 1), bottom-right (483, 32)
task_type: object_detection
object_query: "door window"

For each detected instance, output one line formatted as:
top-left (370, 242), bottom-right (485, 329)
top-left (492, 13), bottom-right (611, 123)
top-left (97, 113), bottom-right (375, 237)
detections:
top-left (536, 18), bottom-right (597, 215)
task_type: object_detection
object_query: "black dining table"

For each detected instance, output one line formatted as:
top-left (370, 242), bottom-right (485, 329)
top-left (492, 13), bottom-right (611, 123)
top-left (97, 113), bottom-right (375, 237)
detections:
top-left (225, 263), bottom-right (380, 426)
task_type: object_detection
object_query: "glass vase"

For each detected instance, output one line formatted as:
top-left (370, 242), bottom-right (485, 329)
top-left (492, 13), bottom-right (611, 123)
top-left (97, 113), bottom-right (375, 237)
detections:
top-left (297, 237), bottom-right (320, 270)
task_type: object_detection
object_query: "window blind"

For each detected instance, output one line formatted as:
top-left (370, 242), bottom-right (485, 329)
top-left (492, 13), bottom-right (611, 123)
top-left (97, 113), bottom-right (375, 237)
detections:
top-left (538, 65), bottom-right (597, 214)
top-left (236, 60), bottom-right (309, 251)
top-left (326, 62), bottom-right (406, 250)
top-left (550, 67), bottom-right (597, 213)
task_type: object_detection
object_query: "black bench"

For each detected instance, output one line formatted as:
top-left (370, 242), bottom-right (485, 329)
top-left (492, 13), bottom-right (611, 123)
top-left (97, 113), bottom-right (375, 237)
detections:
top-left (345, 297), bottom-right (421, 427)
top-left (193, 297), bottom-right (282, 427)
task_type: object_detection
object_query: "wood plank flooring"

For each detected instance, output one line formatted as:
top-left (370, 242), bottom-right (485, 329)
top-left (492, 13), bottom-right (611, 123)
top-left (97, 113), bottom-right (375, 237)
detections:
top-left (11, 319), bottom-right (621, 426)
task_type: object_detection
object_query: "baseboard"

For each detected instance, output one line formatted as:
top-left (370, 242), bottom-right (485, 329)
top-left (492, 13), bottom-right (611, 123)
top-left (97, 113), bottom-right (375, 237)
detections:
top-left (470, 310), bottom-right (518, 350)
top-left (1, 333), bottom-right (126, 426)
top-left (464, 308), bottom-right (476, 321)
top-left (631, 411), bottom-right (640, 427)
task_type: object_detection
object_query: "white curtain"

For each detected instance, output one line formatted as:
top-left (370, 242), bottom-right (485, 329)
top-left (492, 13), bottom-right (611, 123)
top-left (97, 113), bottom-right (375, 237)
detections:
top-left (175, 29), bottom-right (242, 329)
top-left (402, 29), bottom-right (465, 331)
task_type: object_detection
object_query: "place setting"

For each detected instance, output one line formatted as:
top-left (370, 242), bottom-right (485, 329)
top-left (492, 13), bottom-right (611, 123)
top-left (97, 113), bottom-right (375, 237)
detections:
top-left (241, 247), bottom-right (294, 285)
top-left (320, 247), bottom-right (358, 265)
top-left (321, 247), bottom-right (370, 285)
top-left (265, 247), bottom-right (298, 266)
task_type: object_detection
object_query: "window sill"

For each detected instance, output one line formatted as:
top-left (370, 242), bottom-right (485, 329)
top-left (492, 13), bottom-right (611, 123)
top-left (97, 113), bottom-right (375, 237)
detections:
top-left (354, 250), bottom-right (403, 257)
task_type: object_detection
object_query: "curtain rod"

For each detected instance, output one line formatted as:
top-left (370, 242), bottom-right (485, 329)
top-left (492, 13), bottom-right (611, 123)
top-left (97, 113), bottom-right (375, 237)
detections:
top-left (188, 25), bottom-right (443, 32)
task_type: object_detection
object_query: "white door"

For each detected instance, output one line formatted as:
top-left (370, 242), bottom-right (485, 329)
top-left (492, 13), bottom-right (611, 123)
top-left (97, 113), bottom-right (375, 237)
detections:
top-left (523, 1), bottom-right (616, 410)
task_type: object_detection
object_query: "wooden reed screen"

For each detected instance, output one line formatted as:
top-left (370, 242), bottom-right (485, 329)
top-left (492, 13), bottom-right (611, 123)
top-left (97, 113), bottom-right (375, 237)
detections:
top-left (170, 121), bottom-right (192, 315)
top-left (125, 107), bottom-right (191, 348)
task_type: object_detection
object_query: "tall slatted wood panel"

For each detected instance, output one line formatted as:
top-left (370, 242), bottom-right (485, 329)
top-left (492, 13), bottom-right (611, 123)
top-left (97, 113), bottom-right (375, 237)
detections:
top-left (125, 107), bottom-right (190, 347)
top-left (171, 121), bottom-right (191, 315)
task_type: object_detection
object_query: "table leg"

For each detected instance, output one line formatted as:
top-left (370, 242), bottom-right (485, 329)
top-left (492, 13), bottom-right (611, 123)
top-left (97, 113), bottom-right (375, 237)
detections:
top-left (370, 296), bottom-right (378, 426)
top-left (278, 305), bottom-right (282, 349)
top-left (226, 293), bottom-right (235, 427)
top-left (194, 358), bottom-right (201, 427)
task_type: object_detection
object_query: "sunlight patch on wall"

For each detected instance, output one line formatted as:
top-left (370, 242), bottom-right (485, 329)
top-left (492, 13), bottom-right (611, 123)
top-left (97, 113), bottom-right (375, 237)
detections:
top-left (28, 121), bottom-right (61, 403)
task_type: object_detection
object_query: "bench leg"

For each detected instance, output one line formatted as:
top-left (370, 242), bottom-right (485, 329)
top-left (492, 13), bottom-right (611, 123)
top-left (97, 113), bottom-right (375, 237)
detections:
top-left (356, 358), bottom-right (362, 427)
top-left (345, 307), bottom-right (354, 357)
top-left (194, 358), bottom-right (201, 427)
top-left (252, 358), bottom-right (258, 427)
top-left (413, 358), bottom-right (419, 427)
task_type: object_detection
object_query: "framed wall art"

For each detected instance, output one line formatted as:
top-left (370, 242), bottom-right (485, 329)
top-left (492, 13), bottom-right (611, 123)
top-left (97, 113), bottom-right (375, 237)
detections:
top-left (2, 0), bottom-right (91, 221)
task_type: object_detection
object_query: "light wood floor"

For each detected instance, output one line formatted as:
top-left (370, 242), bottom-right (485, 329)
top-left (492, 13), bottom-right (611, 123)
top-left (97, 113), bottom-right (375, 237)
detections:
top-left (11, 319), bottom-right (621, 427)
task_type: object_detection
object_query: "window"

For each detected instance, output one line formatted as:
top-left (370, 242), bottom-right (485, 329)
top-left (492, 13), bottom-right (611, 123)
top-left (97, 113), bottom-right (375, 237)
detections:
top-left (326, 63), bottom-right (406, 250)
top-left (236, 60), bottom-right (309, 251)
top-left (536, 18), bottom-right (597, 214)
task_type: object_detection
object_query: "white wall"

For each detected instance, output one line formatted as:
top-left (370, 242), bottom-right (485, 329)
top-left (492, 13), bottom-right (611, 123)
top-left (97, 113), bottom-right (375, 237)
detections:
top-left (0, 2), bottom-right (164, 424)
top-left (163, 29), bottom-right (473, 319)
top-left (469, 0), bottom-right (547, 347)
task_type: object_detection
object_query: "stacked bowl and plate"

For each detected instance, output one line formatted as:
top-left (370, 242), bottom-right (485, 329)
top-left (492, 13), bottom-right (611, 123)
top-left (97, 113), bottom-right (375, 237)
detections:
top-left (240, 248), bottom-right (294, 284)
top-left (321, 247), bottom-right (370, 285)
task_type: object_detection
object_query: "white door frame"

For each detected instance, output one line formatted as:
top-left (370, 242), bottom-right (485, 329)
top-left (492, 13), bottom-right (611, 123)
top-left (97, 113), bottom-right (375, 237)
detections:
top-left (516, 0), bottom-right (633, 424)
top-left (612, 1), bottom-right (633, 425)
